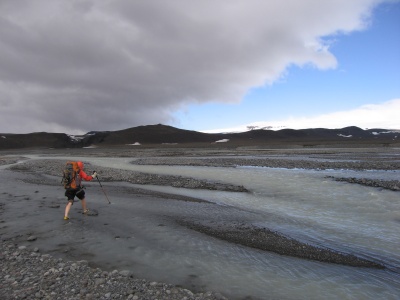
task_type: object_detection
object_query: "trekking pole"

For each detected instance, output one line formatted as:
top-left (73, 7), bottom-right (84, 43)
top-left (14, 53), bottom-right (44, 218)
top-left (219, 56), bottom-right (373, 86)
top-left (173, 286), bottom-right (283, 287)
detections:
top-left (93, 171), bottom-right (111, 204)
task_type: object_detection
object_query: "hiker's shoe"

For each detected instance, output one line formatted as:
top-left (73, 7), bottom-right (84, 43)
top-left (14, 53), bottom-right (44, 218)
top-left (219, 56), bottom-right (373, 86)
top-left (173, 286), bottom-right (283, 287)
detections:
top-left (83, 209), bottom-right (89, 214)
top-left (64, 216), bottom-right (69, 220)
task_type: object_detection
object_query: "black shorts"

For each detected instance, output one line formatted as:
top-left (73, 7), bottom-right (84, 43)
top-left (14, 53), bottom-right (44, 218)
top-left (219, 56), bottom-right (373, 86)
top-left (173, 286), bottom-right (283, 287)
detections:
top-left (65, 188), bottom-right (85, 201)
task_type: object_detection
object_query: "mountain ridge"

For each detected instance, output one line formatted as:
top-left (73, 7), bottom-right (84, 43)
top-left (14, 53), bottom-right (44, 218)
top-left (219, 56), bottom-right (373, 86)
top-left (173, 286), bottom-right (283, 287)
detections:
top-left (1, 124), bottom-right (399, 149)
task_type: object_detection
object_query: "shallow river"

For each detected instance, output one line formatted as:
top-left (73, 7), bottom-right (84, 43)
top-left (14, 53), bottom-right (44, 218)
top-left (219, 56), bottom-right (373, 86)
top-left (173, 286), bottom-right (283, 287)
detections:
top-left (3, 155), bottom-right (400, 299)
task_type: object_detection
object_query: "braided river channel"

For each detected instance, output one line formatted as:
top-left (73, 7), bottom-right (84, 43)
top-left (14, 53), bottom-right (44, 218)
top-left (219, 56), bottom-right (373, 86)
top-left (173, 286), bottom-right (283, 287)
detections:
top-left (2, 154), bottom-right (400, 299)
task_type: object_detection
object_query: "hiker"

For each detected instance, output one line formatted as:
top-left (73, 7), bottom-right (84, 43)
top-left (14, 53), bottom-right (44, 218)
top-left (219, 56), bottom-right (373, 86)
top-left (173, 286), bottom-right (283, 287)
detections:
top-left (64, 161), bottom-right (97, 220)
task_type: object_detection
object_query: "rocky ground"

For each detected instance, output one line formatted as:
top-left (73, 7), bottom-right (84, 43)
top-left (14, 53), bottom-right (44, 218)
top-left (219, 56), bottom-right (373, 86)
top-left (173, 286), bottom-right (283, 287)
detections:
top-left (0, 241), bottom-right (226, 300)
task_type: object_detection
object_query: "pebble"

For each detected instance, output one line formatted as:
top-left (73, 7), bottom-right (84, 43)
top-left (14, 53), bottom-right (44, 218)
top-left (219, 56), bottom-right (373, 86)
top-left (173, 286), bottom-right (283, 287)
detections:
top-left (27, 236), bottom-right (37, 241)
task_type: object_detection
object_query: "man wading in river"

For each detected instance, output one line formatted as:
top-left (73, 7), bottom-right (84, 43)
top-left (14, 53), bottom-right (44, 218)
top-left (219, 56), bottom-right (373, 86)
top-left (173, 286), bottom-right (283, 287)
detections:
top-left (62, 161), bottom-right (97, 220)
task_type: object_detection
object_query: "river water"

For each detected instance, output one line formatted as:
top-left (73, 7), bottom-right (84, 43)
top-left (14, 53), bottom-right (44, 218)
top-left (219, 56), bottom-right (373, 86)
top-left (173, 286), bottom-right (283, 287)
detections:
top-left (65, 156), bottom-right (400, 299)
top-left (3, 155), bottom-right (400, 299)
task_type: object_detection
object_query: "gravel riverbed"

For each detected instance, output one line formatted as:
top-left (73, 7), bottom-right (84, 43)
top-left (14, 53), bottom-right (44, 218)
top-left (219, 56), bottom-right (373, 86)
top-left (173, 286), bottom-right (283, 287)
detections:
top-left (8, 159), bottom-right (248, 193)
top-left (1, 149), bottom-right (399, 299)
top-left (132, 156), bottom-right (400, 191)
top-left (132, 156), bottom-right (400, 170)
top-left (0, 241), bottom-right (226, 300)
top-left (6, 153), bottom-right (400, 192)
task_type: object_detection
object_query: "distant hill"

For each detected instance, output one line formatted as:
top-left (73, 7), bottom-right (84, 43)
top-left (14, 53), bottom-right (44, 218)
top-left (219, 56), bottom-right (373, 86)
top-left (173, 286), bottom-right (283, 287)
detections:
top-left (0, 124), bottom-right (399, 149)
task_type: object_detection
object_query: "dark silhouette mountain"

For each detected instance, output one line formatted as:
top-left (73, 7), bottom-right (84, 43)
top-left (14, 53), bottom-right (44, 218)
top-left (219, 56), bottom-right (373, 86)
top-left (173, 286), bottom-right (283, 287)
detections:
top-left (0, 132), bottom-right (76, 149)
top-left (0, 124), bottom-right (398, 149)
top-left (96, 124), bottom-right (223, 145)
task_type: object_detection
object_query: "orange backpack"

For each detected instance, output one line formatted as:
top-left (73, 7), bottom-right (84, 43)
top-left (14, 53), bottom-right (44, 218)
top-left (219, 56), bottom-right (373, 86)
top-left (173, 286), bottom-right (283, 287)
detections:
top-left (61, 161), bottom-right (80, 189)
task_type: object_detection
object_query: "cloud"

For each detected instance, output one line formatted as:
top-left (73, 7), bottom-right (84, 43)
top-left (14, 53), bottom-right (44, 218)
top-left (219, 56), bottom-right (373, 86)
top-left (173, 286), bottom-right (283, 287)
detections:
top-left (0, 0), bottom-right (387, 133)
top-left (203, 99), bottom-right (400, 133)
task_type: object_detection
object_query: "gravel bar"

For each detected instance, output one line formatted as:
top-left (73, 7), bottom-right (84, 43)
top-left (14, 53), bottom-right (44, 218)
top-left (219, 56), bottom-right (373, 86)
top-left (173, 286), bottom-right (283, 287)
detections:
top-left (8, 159), bottom-right (248, 193)
top-left (0, 241), bottom-right (226, 300)
top-left (176, 220), bottom-right (385, 269)
top-left (132, 157), bottom-right (400, 170)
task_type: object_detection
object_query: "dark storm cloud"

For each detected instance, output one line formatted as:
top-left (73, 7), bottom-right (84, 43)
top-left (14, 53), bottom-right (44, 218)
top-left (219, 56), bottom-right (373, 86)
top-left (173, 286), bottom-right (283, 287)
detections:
top-left (0, 0), bottom-right (383, 133)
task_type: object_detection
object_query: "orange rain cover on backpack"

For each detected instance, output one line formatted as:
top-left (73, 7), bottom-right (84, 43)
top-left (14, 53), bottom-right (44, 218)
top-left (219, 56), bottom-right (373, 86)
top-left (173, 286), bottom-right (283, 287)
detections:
top-left (62, 161), bottom-right (80, 189)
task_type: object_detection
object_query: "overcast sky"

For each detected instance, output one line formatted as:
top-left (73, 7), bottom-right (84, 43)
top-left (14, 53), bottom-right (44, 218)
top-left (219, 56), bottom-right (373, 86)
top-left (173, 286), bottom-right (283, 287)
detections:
top-left (1, 0), bottom-right (399, 134)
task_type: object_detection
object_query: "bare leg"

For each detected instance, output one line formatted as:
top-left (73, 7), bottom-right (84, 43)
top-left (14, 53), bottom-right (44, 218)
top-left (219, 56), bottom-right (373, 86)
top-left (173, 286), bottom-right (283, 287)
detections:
top-left (81, 198), bottom-right (88, 212)
top-left (64, 201), bottom-right (73, 219)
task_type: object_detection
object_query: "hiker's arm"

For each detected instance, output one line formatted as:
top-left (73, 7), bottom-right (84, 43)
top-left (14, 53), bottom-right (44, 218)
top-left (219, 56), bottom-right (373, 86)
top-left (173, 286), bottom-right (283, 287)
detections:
top-left (80, 170), bottom-right (94, 181)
